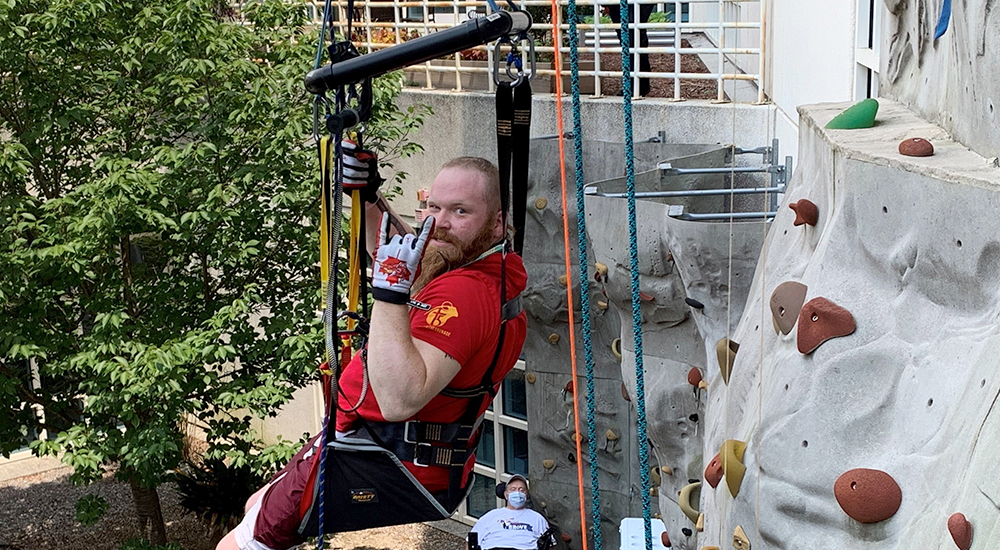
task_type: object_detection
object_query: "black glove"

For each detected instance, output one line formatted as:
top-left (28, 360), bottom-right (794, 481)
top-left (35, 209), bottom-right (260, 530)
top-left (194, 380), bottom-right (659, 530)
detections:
top-left (341, 139), bottom-right (383, 204)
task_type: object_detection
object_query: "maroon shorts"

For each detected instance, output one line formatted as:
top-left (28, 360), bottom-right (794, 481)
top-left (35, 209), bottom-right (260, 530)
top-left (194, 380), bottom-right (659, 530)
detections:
top-left (251, 435), bottom-right (322, 549)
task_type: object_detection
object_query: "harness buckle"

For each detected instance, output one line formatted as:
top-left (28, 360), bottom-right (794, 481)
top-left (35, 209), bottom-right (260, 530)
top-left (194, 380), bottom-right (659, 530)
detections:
top-left (411, 442), bottom-right (433, 467)
top-left (403, 421), bottom-right (419, 444)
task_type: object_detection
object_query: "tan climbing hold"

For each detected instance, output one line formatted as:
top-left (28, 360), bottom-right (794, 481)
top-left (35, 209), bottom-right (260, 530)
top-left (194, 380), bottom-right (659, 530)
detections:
top-left (769, 281), bottom-right (808, 335)
top-left (653, 512), bottom-right (662, 520)
top-left (650, 466), bottom-right (661, 487)
top-left (695, 513), bottom-right (704, 532)
top-left (700, 546), bottom-right (721, 550)
top-left (606, 429), bottom-right (619, 441)
top-left (594, 262), bottom-right (608, 282)
top-left (598, 300), bottom-right (609, 310)
top-left (720, 439), bottom-right (747, 498)
top-left (772, 315), bottom-right (780, 334)
top-left (611, 338), bottom-right (622, 361)
top-left (534, 197), bottom-right (548, 210)
top-left (678, 481), bottom-right (702, 523)
top-left (948, 512), bottom-right (972, 550)
top-left (650, 487), bottom-right (658, 497)
top-left (548, 333), bottom-right (560, 344)
top-left (558, 274), bottom-right (568, 286)
top-left (661, 466), bottom-right (673, 476)
top-left (543, 459), bottom-right (555, 469)
top-left (716, 338), bottom-right (739, 385)
top-left (526, 373), bottom-right (536, 384)
top-left (698, 380), bottom-right (708, 390)
top-left (797, 297), bottom-right (856, 354)
top-left (732, 525), bottom-right (750, 550)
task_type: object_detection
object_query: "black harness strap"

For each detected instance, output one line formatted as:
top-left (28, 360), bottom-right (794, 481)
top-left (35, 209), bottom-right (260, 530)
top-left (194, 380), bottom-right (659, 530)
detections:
top-left (511, 82), bottom-right (531, 254)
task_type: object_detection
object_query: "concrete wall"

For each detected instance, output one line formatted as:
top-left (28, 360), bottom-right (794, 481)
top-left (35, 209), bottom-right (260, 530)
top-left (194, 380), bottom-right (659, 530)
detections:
top-left (880, 0), bottom-right (1000, 160)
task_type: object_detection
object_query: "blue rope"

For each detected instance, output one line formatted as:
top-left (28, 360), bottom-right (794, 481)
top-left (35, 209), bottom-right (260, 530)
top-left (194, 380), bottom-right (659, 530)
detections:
top-left (618, 2), bottom-right (652, 550)
top-left (566, 2), bottom-right (603, 549)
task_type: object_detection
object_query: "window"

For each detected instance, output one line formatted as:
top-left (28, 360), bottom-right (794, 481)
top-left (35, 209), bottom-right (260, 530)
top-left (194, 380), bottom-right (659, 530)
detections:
top-left (503, 425), bottom-right (528, 476)
top-left (466, 472), bottom-right (499, 518)
top-left (476, 420), bottom-right (495, 468)
top-left (855, 0), bottom-right (881, 99)
top-left (502, 369), bottom-right (527, 420)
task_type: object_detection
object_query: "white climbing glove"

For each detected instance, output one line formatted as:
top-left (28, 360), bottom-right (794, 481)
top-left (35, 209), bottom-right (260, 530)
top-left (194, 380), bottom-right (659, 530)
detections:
top-left (372, 213), bottom-right (435, 304)
top-left (341, 139), bottom-right (382, 203)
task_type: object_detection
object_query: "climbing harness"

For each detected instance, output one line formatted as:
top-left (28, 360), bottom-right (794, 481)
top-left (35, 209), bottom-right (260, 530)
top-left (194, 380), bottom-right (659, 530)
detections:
top-left (300, 0), bottom-right (533, 543)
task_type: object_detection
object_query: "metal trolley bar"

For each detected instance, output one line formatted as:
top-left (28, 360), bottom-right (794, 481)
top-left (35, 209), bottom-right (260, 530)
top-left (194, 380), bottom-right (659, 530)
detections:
top-left (584, 186), bottom-right (784, 199)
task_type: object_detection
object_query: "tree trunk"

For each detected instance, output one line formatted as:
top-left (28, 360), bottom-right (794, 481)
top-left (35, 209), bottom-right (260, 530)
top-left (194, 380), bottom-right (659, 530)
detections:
top-left (128, 477), bottom-right (168, 546)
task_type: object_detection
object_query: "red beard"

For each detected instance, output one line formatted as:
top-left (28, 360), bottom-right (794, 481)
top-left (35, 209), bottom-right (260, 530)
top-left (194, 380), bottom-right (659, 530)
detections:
top-left (412, 222), bottom-right (498, 294)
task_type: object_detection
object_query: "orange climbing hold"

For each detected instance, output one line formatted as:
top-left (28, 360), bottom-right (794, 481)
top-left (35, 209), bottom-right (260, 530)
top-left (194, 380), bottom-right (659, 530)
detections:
top-left (797, 297), bottom-right (856, 354)
top-left (789, 199), bottom-right (819, 226)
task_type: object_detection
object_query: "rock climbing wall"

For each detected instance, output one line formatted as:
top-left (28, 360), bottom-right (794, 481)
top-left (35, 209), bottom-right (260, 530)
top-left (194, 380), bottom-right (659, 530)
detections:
top-left (692, 99), bottom-right (1000, 549)
top-left (583, 174), bottom-right (767, 550)
top-left (522, 138), bottom-right (762, 550)
top-left (881, 0), bottom-right (1000, 160)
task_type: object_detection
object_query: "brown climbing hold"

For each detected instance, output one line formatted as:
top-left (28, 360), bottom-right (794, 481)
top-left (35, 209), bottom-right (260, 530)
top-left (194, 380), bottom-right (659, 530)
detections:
top-left (639, 291), bottom-right (655, 302)
top-left (561, 532), bottom-right (572, 543)
top-left (558, 275), bottom-right (568, 286)
top-left (687, 368), bottom-right (703, 387)
top-left (661, 532), bottom-right (671, 548)
top-left (704, 452), bottom-right (723, 488)
top-left (650, 466), bottom-right (661, 487)
top-left (733, 525), bottom-right (750, 550)
top-left (695, 513), bottom-right (704, 532)
top-left (833, 468), bottom-right (902, 523)
top-left (543, 459), bottom-right (555, 469)
top-left (948, 513), bottom-right (972, 550)
top-left (650, 487), bottom-right (659, 497)
top-left (716, 338), bottom-right (739, 385)
top-left (534, 197), bottom-right (548, 210)
top-left (789, 199), bottom-right (819, 226)
top-left (621, 382), bottom-right (631, 401)
top-left (565, 380), bottom-right (574, 394)
top-left (594, 262), bottom-right (608, 282)
top-left (797, 297), bottom-right (856, 354)
top-left (526, 373), bottom-right (536, 384)
top-left (899, 137), bottom-right (934, 157)
top-left (548, 333), bottom-right (561, 345)
top-left (606, 429), bottom-right (619, 441)
top-left (770, 281), bottom-right (808, 335)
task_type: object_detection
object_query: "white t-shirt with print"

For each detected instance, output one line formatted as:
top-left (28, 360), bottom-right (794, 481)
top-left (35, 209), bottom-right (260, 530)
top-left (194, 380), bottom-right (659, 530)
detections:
top-left (470, 507), bottom-right (550, 550)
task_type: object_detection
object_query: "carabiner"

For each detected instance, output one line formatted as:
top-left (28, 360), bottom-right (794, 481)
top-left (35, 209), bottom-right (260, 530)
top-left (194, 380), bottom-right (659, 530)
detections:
top-left (312, 94), bottom-right (332, 142)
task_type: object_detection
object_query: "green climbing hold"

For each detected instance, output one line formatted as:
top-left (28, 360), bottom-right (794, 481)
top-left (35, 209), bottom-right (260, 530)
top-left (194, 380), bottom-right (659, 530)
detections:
top-left (825, 98), bottom-right (879, 129)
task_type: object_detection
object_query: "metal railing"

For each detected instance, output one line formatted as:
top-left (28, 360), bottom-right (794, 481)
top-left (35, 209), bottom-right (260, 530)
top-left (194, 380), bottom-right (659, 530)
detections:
top-left (308, 0), bottom-right (766, 102)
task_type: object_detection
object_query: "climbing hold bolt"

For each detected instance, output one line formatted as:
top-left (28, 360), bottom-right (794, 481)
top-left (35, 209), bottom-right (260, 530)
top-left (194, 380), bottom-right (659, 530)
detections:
top-left (948, 512), bottom-right (972, 550)
top-left (720, 439), bottom-right (747, 498)
top-left (543, 459), bottom-right (555, 469)
top-left (548, 333), bottom-right (561, 345)
top-left (770, 281), bottom-right (808, 335)
top-left (797, 297), bottom-right (856, 354)
top-left (606, 429), bottom-right (619, 442)
top-left (825, 98), bottom-right (879, 129)
top-left (611, 338), bottom-right (622, 361)
top-left (526, 373), bottom-right (536, 384)
top-left (594, 262), bottom-right (608, 282)
top-left (678, 481), bottom-right (702, 523)
top-left (704, 452), bottom-right (723, 488)
top-left (716, 338), bottom-right (739, 385)
top-left (789, 199), bottom-right (819, 226)
top-left (833, 468), bottom-right (902, 523)
top-left (687, 368), bottom-right (703, 387)
top-left (733, 525), bottom-right (751, 550)
top-left (899, 137), bottom-right (934, 157)
top-left (695, 513), bottom-right (704, 532)
top-left (685, 297), bottom-right (705, 310)
top-left (534, 197), bottom-right (548, 210)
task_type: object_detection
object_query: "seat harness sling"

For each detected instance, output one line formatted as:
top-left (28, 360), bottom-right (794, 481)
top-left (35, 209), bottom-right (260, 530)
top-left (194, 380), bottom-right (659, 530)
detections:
top-left (297, 1), bottom-right (533, 540)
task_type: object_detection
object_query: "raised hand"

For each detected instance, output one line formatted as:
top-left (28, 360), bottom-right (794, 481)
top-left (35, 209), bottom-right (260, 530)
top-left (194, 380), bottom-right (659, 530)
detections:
top-left (371, 213), bottom-right (435, 304)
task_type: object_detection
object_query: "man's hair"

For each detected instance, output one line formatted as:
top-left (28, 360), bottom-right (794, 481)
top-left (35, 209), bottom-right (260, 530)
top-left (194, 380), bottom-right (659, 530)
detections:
top-left (440, 157), bottom-right (501, 214)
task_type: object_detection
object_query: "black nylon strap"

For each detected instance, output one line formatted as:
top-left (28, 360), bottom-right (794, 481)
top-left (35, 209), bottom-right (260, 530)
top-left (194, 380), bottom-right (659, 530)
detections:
top-left (496, 83), bottom-right (513, 219)
top-left (510, 82), bottom-right (531, 254)
top-left (367, 420), bottom-right (478, 445)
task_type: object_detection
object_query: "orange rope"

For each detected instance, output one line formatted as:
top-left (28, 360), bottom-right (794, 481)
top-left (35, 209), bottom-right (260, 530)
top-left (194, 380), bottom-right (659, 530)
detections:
top-left (547, 3), bottom-right (589, 549)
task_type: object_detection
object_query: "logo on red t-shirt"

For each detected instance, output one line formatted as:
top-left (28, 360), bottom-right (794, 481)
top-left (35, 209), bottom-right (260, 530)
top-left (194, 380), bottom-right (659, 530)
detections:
top-left (424, 301), bottom-right (459, 335)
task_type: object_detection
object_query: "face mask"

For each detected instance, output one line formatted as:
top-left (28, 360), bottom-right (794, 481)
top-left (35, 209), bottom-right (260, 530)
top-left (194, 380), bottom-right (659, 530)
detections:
top-left (507, 491), bottom-right (527, 508)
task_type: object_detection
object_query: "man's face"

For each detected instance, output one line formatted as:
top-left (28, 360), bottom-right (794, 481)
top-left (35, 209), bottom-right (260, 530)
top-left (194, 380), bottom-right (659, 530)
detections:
top-left (505, 479), bottom-right (528, 499)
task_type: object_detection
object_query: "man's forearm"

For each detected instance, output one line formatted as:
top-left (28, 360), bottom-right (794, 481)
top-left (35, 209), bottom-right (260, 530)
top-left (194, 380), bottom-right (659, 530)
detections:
top-left (366, 301), bottom-right (430, 421)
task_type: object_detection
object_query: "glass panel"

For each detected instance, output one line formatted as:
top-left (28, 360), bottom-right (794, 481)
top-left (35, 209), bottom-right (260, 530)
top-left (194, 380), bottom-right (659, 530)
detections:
top-left (503, 426), bottom-right (529, 476)
top-left (476, 420), bottom-right (495, 468)
top-left (502, 369), bottom-right (527, 420)
top-left (466, 472), bottom-right (498, 518)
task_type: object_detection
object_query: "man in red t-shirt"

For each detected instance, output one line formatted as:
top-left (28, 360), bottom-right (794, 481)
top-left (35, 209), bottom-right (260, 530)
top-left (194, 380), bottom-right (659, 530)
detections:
top-left (217, 156), bottom-right (527, 550)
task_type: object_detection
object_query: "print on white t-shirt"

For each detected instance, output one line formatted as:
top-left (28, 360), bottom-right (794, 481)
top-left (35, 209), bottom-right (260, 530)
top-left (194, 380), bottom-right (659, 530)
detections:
top-left (470, 507), bottom-right (550, 550)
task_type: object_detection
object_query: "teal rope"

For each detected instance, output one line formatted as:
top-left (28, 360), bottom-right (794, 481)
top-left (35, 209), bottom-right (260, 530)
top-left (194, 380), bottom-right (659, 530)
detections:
top-left (619, 2), bottom-right (652, 550)
top-left (567, 1), bottom-right (602, 549)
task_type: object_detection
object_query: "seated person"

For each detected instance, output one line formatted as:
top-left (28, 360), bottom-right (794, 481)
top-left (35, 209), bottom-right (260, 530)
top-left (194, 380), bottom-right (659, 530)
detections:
top-left (217, 155), bottom-right (528, 550)
top-left (468, 474), bottom-right (549, 550)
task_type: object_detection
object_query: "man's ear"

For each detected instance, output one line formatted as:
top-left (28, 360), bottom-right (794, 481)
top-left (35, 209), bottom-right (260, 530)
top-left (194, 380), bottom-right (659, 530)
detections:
top-left (493, 210), bottom-right (505, 240)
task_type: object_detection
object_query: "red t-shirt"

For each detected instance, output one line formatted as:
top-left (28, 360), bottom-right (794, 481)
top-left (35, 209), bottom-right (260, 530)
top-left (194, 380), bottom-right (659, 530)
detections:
top-left (335, 251), bottom-right (528, 493)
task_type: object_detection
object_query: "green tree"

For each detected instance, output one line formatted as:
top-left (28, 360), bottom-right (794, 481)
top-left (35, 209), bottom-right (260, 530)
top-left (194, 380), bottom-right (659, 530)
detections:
top-left (0, 0), bottom-right (427, 544)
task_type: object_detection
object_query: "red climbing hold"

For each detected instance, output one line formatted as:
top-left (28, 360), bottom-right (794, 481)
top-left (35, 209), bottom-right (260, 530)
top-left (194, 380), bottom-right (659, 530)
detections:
top-left (797, 297), bottom-right (856, 354)
top-left (561, 532), bottom-right (572, 543)
top-left (704, 453), bottom-right (723, 489)
top-left (948, 513), bottom-right (972, 550)
top-left (789, 199), bottom-right (819, 226)
top-left (565, 380), bottom-right (575, 394)
top-left (639, 291), bottom-right (655, 302)
top-left (899, 137), bottom-right (934, 157)
top-left (834, 468), bottom-right (902, 523)
top-left (687, 368), bottom-right (703, 386)
top-left (661, 531), bottom-right (671, 547)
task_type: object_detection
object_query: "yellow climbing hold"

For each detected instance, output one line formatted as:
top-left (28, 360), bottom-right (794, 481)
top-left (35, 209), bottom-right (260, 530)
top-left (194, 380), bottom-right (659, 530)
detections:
top-left (611, 338), bottom-right (622, 361)
top-left (594, 262), bottom-right (608, 282)
top-left (720, 439), bottom-right (747, 498)
top-left (526, 373), bottom-right (536, 384)
top-left (558, 275), bottom-right (568, 286)
top-left (606, 429), bottom-right (619, 441)
top-left (543, 459), bottom-right (555, 469)
top-left (650, 487), bottom-right (658, 497)
top-left (661, 466), bottom-right (673, 476)
top-left (701, 547), bottom-right (721, 550)
top-left (696, 513), bottom-right (704, 532)
top-left (650, 466), bottom-right (661, 487)
top-left (733, 525), bottom-right (750, 550)
top-left (549, 333), bottom-right (560, 344)
top-left (534, 197), bottom-right (548, 210)
top-left (698, 380), bottom-right (708, 390)
top-left (597, 300), bottom-right (609, 310)
top-left (716, 338), bottom-right (739, 385)
top-left (678, 481), bottom-right (702, 523)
